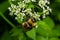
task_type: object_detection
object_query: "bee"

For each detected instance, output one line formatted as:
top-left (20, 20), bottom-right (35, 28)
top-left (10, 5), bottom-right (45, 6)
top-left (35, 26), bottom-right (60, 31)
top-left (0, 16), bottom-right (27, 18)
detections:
top-left (22, 18), bottom-right (36, 31)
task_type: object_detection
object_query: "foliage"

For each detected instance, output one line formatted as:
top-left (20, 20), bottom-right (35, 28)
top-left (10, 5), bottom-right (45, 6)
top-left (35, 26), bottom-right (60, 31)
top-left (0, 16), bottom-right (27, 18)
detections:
top-left (0, 0), bottom-right (60, 40)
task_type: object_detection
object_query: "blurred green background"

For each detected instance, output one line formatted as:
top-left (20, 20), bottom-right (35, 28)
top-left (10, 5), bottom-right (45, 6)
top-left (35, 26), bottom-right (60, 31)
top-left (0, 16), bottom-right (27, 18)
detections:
top-left (0, 0), bottom-right (60, 40)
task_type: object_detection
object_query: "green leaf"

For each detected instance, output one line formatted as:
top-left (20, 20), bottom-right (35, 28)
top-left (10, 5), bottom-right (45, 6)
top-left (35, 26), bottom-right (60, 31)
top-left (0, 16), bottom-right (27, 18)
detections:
top-left (19, 34), bottom-right (26, 40)
top-left (49, 25), bottom-right (60, 37)
top-left (0, 1), bottom-right (10, 13)
top-left (36, 20), bottom-right (60, 37)
top-left (27, 3), bottom-right (34, 8)
top-left (43, 17), bottom-right (55, 29)
top-left (10, 28), bottom-right (23, 36)
top-left (17, 18), bottom-right (22, 24)
top-left (36, 21), bottom-right (52, 36)
top-left (11, 28), bottom-right (20, 36)
top-left (36, 35), bottom-right (48, 40)
top-left (10, 28), bottom-right (26, 40)
top-left (49, 37), bottom-right (59, 40)
top-left (26, 28), bottom-right (36, 40)
top-left (37, 36), bottom-right (45, 40)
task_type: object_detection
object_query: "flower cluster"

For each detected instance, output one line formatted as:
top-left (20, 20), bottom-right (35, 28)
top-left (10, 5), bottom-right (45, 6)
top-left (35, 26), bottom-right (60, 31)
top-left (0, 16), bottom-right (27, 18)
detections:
top-left (8, 1), bottom-right (26, 21)
top-left (24, 0), bottom-right (36, 3)
top-left (38, 0), bottom-right (52, 18)
top-left (8, 0), bottom-right (51, 23)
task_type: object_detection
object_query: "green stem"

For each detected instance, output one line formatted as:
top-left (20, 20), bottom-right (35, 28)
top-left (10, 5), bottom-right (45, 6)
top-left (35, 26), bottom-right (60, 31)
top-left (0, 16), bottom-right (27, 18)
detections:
top-left (35, 5), bottom-right (41, 10)
top-left (0, 12), bottom-right (16, 28)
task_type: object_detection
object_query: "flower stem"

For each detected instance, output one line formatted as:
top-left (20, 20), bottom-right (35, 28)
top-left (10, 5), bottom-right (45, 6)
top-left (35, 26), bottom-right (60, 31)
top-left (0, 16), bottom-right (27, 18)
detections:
top-left (0, 12), bottom-right (16, 28)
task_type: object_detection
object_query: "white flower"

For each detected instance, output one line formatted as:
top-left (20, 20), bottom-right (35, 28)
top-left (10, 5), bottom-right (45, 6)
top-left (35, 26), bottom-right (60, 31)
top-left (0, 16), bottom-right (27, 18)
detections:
top-left (38, 0), bottom-right (46, 8)
top-left (36, 25), bottom-right (38, 28)
top-left (23, 8), bottom-right (31, 12)
top-left (8, 7), bottom-right (11, 11)
top-left (11, 0), bottom-right (15, 1)
top-left (38, 0), bottom-right (50, 8)
top-left (47, 6), bottom-right (52, 12)
top-left (43, 9), bottom-right (47, 13)
top-left (38, 0), bottom-right (51, 18)
top-left (32, 0), bottom-right (36, 2)
top-left (15, 17), bottom-right (18, 19)
top-left (18, 2), bottom-right (26, 8)
top-left (33, 12), bottom-right (40, 20)
top-left (43, 6), bottom-right (51, 14)
top-left (11, 4), bottom-right (15, 8)
top-left (24, 0), bottom-right (31, 3)
top-left (23, 0), bottom-right (36, 3)
top-left (42, 14), bottom-right (46, 18)
top-left (9, 12), bottom-right (14, 16)
top-left (29, 12), bottom-right (33, 16)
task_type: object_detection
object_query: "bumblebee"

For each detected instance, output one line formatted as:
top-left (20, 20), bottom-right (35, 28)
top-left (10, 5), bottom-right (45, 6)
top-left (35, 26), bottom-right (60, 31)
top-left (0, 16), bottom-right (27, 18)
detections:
top-left (22, 18), bottom-right (36, 31)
